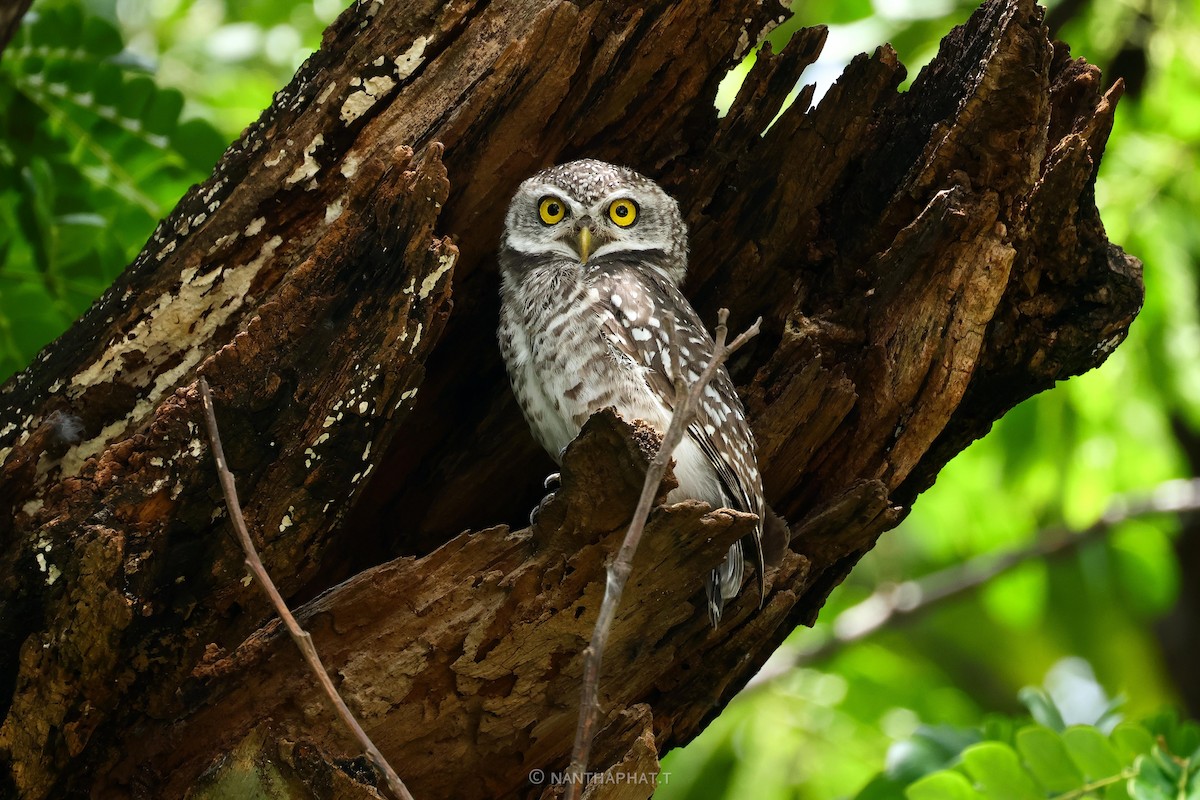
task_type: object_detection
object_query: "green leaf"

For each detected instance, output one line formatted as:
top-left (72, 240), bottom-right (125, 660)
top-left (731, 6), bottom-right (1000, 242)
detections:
top-left (142, 87), bottom-right (184, 136)
top-left (1016, 725), bottom-right (1083, 793)
top-left (1064, 725), bottom-right (1126, 781)
top-left (1130, 753), bottom-right (1180, 800)
top-left (81, 15), bottom-right (123, 57)
top-left (960, 743), bottom-right (1041, 800)
top-left (1113, 723), bottom-right (1157, 763)
top-left (906, 771), bottom-right (980, 800)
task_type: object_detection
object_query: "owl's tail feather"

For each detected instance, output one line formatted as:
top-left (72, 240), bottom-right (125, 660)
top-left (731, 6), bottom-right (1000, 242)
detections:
top-left (708, 508), bottom-right (791, 626)
top-left (706, 540), bottom-right (744, 626)
top-left (757, 506), bottom-right (792, 603)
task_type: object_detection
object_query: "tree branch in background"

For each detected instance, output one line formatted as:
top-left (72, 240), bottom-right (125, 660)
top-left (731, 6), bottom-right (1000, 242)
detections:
top-left (198, 378), bottom-right (414, 800)
top-left (0, 0), bottom-right (32, 60)
top-left (566, 309), bottom-right (761, 799)
top-left (745, 478), bottom-right (1200, 690)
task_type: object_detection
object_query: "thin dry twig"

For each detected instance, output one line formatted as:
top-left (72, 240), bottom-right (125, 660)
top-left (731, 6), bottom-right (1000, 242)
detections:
top-left (743, 477), bottom-right (1200, 691)
top-left (564, 309), bottom-right (762, 799)
top-left (198, 377), bottom-right (415, 800)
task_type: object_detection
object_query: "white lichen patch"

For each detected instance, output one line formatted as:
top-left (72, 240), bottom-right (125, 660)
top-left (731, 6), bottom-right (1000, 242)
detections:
top-left (286, 134), bottom-right (325, 186)
top-left (395, 36), bottom-right (429, 80)
top-left (339, 76), bottom-right (396, 125)
top-left (419, 251), bottom-right (456, 299)
top-left (316, 81), bottom-right (336, 105)
top-left (265, 149), bottom-right (287, 167)
top-left (325, 197), bottom-right (345, 224)
top-left (341, 153), bottom-right (361, 179)
top-left (246, 217), bottom-right (266, 237)
top-left (279, 507), bottom-right (294, 532)
top-left (207, 231), bottom-right (239, 256)
top-left (59, 236), bottom-right (283, 478)
top-left (34, 546), bottom-right (61, 585)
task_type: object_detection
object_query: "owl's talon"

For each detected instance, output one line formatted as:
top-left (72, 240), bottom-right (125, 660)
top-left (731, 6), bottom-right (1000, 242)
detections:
top-left (543, 472), bottom-right (561, 490)
top-left (529, 490), bottom-right (557, 527)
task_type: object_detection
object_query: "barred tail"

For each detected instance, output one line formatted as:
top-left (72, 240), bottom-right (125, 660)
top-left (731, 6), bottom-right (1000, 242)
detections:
top-left (705, 540), bottom-right (745, 626)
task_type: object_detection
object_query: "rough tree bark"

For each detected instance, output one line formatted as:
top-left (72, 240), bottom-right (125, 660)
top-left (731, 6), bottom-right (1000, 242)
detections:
top-left (0, 0), bottom-right (1140, 797)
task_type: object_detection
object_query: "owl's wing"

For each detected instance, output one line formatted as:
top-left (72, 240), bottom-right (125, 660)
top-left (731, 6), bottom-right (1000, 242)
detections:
top-left (593, 267), bottom-right (766, 599)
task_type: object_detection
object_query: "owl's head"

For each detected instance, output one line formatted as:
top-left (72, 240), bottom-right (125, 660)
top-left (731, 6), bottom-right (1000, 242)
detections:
top-left (500, 159), bottom-right (687, 286)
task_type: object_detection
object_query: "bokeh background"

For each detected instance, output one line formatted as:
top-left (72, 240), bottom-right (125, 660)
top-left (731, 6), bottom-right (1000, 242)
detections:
top-left (2, 0), bottom-right (1198, 797)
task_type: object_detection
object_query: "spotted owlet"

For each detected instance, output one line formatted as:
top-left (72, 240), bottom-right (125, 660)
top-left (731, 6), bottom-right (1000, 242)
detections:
top-left (497, 158), bottom-right (767, 625)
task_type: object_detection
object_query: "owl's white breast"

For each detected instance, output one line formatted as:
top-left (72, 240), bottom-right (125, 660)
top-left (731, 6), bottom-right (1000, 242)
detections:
top-left (498, 264), bottom-right (727, 510)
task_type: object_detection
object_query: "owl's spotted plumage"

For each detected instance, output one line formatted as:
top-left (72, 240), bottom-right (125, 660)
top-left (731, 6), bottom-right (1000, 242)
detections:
top-left (497, 159), bottom-right (765, 625)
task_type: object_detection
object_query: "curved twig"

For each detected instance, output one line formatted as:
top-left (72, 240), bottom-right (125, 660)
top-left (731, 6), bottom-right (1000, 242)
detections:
top-left (198, 377), bottom-right (415, 800)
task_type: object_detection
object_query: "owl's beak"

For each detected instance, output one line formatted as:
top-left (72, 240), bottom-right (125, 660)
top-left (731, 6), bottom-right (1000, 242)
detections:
top-left (576, 227), bottom-right (592, 264)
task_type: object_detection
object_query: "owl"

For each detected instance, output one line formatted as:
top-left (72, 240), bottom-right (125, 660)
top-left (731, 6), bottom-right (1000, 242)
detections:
top-left (497, 158), bottom-right (766, 626)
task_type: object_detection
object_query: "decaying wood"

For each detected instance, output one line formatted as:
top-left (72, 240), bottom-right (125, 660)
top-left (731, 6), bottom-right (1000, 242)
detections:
top-left (0, 0), bottom-right (1141, 797)
top-left (199, 377), bottom-right (412, 800)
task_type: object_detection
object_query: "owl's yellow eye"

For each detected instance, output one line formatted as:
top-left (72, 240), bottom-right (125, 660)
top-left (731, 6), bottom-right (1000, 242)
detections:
top-left (538, 196), bottom-right (566, 225)
top-left (608, 198), bottom-right (638, 227)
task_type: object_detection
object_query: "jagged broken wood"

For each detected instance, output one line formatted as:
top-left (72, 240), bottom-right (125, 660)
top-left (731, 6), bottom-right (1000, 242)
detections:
top-left (197, 378), bottom-right (413, 800)
top-left (565, 310), bottom-right (761, 798)
top-left (0, 0), bottom-right (1143, 797)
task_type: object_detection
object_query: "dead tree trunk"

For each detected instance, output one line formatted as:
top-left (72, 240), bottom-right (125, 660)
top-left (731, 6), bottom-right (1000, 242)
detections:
top-left (0, 0), bottom-right (1141, 797)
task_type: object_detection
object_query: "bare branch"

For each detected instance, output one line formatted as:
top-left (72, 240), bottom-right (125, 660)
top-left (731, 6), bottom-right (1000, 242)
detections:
top-left (744, 477), bottom-right (1200, 691)
top-left (197, 378), bottom-right (415, 800)
top-left (565, 309), bottom-right (762, 798)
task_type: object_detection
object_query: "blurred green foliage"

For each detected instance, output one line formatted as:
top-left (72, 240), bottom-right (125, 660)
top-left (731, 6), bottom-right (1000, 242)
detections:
top-left (849, 685), bottom-right (1200, 800)
top-left (2, 0), bottom-right (1197, 798)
